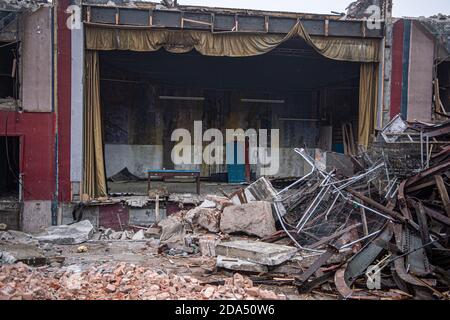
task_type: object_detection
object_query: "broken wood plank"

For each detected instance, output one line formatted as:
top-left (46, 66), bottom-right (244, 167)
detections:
top-left (435, 175), bottom-right (450, 217)
top-left (406, 180), bottom-right (436, 193)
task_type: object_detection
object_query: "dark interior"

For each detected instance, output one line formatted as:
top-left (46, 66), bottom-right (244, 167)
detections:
top-left (98, 37), bottom-right (361, 180)
top-left (0, 42), bottom-right (16, 99)
top-left (99, 38), bottom-right (360, 92)
top-left (0, 136), bottom-right (19, 198)
top-left (438, 61), bottom-right (450, 113)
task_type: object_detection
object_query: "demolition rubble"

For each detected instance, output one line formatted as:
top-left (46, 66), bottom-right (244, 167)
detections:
top-left (1, 117), bottom-right (450, 300)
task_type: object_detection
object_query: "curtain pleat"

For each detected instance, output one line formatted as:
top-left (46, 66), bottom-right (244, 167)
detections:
top-left (85, 22), bottom-right (379, 62)
top-left (358, 63), bottom-right (379, 148)
top-left (83, 50), bottom-right (107, 199)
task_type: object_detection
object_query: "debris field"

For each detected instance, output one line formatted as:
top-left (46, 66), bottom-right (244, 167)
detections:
top-left (1, 117), bottom-right (450, 300)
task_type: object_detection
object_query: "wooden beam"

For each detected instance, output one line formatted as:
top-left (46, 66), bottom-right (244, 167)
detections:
top-left (435, 175), bottom-right (450, 217)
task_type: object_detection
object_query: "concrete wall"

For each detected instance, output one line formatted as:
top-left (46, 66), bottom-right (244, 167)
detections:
top-left (0, 112), bottom-right (55, 201)
top-left (407, 21), bottom-right (434, 122)
top-left (70, 19), bottom-right (84, 194)
top-left (105, 144), bottom-right (163, 179)
top-left (105, 145), bottom-right (315, 179)
top-left (22, 201), bottom-right (52, 234)
top-left (61, 203), bottom-right (99, 228)
top-left (1, 7), bottom-right (56, 233)
top-left (21, 7), bottom-right (52, 112)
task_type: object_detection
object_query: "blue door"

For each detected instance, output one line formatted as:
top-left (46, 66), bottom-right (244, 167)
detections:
top-left (226, 141), bottom-right (246, 183)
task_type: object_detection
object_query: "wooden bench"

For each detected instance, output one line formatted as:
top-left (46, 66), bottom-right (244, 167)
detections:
top-left (147, 170), bottom-right (201, 194)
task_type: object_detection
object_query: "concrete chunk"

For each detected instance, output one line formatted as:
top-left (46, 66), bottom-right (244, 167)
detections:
top-left (216, 255), bottom-right (268, 273)
top-left (34, 220), bottom-right (94, 245)
top-left (159, 217), bottom-right (186, 247)
top-left (185, 207), bottom-right (220, 233)
top-left (132, 229), bottom-right (145, 240)
top-left (0, 230), bottom-right (38, 245)
top-left (205, 195), bottom-right (233, 210)
top-left (199, 236), bottom-right (219, 257)
top-left (0, 243), bottom-right (47, 266)
top-left (220, 201), bottom-right (276, 238)
top-left (199, 199), bottom-right (216, 208)
top-left (144, 227), bottom-right (161, 239)
top-left (216, 240), bottom-right (298, 266)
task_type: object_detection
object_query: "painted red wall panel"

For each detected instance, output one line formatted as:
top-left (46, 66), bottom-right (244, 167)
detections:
top-left (57, 0), bottom-right (72, 202)
top-left (99, 204), bottom-right (129, 231)
top-left (390, 20), bottom-right (404, 119)
top-left (0, 111), bottom-right (55, 200)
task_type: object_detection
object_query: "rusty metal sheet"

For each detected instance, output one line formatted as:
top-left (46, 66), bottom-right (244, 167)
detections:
top-left (335, 266), bottom-right (380, 300)
top-left (344, 223), bottom-right (394, 286)
top-left (413, 201), bottom-right (432, 258)
top-left (297, 245), bottom-right (339, 283)
top-left (393, 224), bottom-right (432, 287)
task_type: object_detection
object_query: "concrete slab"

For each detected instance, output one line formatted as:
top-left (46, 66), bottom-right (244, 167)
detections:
top-left (0, 243), bottom-right (47, 266)
top-left (34, 220), bottom-right (94, 245)
top-left (216, 240), bottom-right (298, 266)
top-left (216, 255), bottom-right (268, 273)
top-left (220, 201), bottom-right (276, 238)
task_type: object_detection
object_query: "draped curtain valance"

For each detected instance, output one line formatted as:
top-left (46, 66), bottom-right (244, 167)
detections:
top-left (85, 21), bottom-right (380, 63)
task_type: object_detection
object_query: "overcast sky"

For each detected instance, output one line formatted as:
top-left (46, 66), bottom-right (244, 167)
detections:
top-left (179, 0), bottom-right (450, 17)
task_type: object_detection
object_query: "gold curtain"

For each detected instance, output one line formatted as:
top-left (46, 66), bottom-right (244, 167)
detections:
top-left (294, 22), bottom-right (379, 63)
top-left (83, 50), bottom-right (107, 199)
top-left (358, 63), bottom-right (379, 148)
top-left (85, 22), bottom-right (379, 62)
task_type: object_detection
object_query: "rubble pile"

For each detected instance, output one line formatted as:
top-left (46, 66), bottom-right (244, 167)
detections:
top-left (1, 116), bottom-right (450, 300)
top-left (0, 262), bottom-right (285, 300)
top-left (249, 119), bottom-right (450, 300)
top-left (159, 117), bottom-right (450, 300)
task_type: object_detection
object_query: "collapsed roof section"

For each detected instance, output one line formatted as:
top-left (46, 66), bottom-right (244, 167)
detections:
top-left (419, 15), bottom-right (450, 60)
top-left (345, 0), bottom-right (386, 20)
top-left (0, 0), bottom-right (48, 41)
top-left (0, 0), bottom-right (45, 11)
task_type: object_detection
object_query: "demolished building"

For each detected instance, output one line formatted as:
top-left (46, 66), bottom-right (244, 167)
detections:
top-left (0, 0), bottom-right (449, 300)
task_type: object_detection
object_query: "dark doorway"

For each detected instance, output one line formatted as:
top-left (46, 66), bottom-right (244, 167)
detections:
top-left (0, 42), bottom-right (17, 99)
top-left (0, 136), bottom-right (20, 199)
